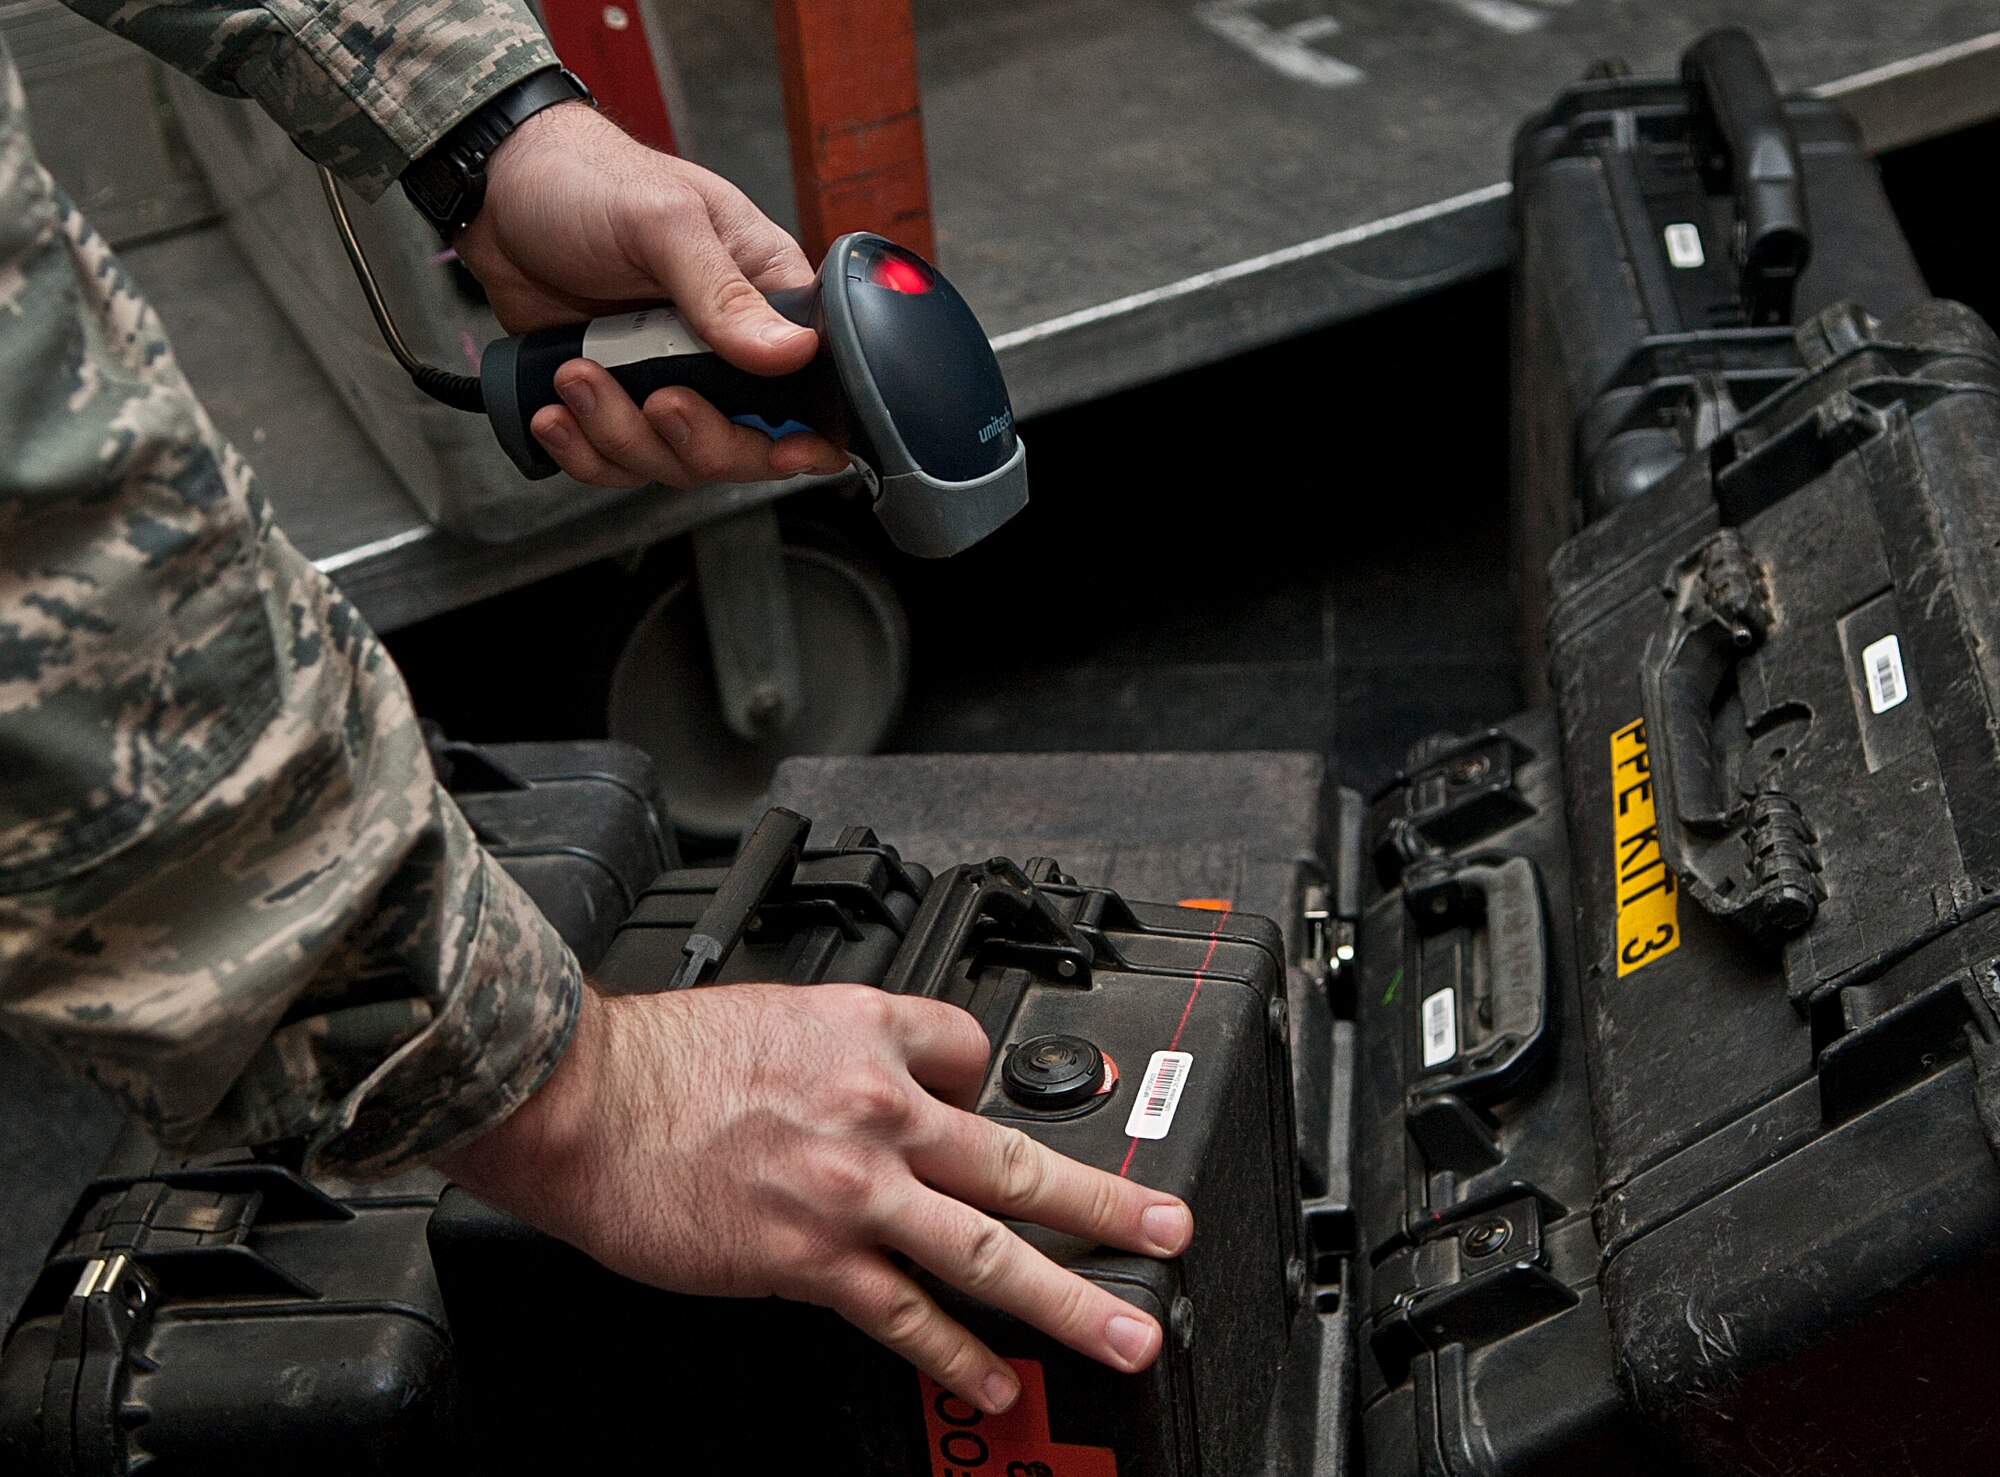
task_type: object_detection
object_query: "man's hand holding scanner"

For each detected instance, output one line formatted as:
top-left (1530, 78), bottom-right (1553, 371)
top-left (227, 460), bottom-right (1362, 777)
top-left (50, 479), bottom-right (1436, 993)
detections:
top-left (458, 101), bottom-right (847, 490)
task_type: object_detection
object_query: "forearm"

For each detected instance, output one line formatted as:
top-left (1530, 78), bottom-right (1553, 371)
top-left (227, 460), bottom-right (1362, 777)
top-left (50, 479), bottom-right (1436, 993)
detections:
top-left (432, 980), bottom-right (607, 1222)
top-left (58, 0), bottom-right (556, 198)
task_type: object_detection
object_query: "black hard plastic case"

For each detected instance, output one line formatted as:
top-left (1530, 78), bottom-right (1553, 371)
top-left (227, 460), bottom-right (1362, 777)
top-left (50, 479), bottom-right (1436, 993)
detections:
top-left (1357, 300), bottom-right (2000, 1474)
top-left (0, 737), bottom-right (674, 1475)
top-left (1510, 28), bottom-right (1928, 692)
top-left (433, 808), bottom-right (1305, 1477)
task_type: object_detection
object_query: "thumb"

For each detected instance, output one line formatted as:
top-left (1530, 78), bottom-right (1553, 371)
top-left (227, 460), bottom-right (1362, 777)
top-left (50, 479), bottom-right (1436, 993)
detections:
top-left (636, 211), bottom-right (818, 377)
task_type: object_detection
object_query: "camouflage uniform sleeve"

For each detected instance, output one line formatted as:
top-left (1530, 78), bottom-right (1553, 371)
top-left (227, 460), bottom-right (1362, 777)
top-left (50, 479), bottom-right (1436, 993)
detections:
top-left (0, 52), bottom-right (582, 1179)
top-left (60, 0), bottom-right (555, 200)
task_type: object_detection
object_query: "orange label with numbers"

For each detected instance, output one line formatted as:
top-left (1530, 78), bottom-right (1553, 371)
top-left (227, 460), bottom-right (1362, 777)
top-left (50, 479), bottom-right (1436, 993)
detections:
top-left (919, 1359), bottom-right (1117, 1477)
top-left (1611, 718), bottom-right (1680, 976)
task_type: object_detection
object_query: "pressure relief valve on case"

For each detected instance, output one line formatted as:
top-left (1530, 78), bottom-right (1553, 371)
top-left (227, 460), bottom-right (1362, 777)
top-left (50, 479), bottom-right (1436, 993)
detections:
top-left (479, 233), bottom-right (1028, 558)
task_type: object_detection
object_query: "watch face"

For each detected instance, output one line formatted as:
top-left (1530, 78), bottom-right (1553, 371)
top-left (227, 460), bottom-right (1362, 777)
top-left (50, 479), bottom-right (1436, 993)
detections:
top-left (404, 156), bottom-right (462, 223)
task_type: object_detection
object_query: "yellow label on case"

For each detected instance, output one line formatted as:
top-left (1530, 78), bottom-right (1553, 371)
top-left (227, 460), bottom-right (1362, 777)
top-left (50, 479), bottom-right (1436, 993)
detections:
top-left (1611, 718), bottom-right (1680, 976)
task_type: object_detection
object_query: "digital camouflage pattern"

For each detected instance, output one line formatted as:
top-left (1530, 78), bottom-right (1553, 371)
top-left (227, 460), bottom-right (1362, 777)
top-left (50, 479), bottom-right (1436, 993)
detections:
top-left (0, 9), bottom-right (580, 1178)
top-left (63, 0), bottom-right (558, 200)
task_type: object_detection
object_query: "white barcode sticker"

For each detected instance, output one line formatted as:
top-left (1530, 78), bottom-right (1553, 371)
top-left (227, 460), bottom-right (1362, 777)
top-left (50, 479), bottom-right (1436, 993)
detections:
top-left (1420, 988), bottom-right (1459, 1068)
top-left (1862, 633), bottom-right (1910, 714)
top-left (1664, 222), bottom-right (1706, 269)
top-left (1124, 1051), bottom-right (1194, 1140)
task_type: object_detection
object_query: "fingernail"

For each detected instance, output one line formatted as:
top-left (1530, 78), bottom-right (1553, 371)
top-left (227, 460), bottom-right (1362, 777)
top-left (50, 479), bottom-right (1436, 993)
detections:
top-left (982, 1370), bottom-right (1019, 1414)
top-left (1106, 1314), bottom-right (1156, 1369)
top-left (660, 409), bottom-right (693, 446)
top-left (1142, 1203), bottom-right (1191, 1254)
top-left (773, 443), bottom-right (820, 477)
top-left (538, 419), bottom-right (570, 450)
top-left (760, 320), bottom-right (808, 347)
top-left (558, 377), bottom-right (596, 417)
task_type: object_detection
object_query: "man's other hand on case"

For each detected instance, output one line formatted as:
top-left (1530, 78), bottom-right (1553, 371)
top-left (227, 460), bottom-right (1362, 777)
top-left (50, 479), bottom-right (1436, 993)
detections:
top-left (434, 984), bottom-right (1195, 1416)
top-left (455, 102), bottom-right (848, 492)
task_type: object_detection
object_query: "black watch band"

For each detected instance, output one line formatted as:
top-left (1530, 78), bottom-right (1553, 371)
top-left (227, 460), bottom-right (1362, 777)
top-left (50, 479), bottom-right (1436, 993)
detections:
top-left (401, 66), bottom-right (594, 234)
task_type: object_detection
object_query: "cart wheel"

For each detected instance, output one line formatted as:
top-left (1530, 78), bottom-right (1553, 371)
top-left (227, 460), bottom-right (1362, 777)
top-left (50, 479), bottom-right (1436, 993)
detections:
top-left (608, 536), bottom-right (910, 838)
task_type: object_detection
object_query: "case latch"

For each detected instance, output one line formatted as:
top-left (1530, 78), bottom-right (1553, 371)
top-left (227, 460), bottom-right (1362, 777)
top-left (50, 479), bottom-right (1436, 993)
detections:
top-left (1365, 1194), bottom-right (1577, 1389)
top-left (1373, 730), bottom-right (1536, 884)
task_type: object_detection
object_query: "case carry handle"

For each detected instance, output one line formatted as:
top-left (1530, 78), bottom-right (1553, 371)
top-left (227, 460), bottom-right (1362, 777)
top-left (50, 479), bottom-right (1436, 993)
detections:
top-left (881, 858), bottom-right (1093, 999)
top-left (1402, 855), bottom-right (1553, 1111)
top-left (1681, 27), bottom-right (1812, 326)
top-left (1639, 531), bottom-right (1822, 941)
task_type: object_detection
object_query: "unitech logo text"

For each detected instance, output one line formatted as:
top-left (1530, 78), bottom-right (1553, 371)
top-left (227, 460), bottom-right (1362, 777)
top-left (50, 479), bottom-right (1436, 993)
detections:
top-left (977, 408), bottom-right (1014, 444)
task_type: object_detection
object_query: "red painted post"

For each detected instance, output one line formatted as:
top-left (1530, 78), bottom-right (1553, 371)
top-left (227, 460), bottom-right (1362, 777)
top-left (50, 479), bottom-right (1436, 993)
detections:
top-left (539, 0), bottom-right (679, 155)
top-left (768, 0), bottom-right (936, 263)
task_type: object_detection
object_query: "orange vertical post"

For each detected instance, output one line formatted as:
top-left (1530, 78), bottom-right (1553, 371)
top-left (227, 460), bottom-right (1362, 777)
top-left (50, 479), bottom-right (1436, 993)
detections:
top-left (768, 0), bottom-right (936, 263)
top-left (539, 0), bottom-right (679, 155)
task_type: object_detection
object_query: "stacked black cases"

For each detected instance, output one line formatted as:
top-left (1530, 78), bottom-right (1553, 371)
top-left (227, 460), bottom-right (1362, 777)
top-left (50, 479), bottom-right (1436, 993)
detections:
top-left (764, 748), bottom-right (1360, 1477)
top-left (1545, 298), bottom-right (2000, 1473)
top-left (431, 809), bottom-right (1304, 1476)
top-left (1354, 715), bottom-right (1666, 1474)
top-left (766, 750), bottom-right (1348, 1211)
top-left (1353, 300), bottom-right (2000, 1471)
top-left (0, 737), bottom-right (673, 1476)
top-left (1510, 28), bottom-right (1927, 692)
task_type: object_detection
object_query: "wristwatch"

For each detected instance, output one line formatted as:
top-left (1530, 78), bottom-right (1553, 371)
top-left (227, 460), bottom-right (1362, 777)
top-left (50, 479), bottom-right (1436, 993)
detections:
top-left (401, 67), bottom-right (595, 234)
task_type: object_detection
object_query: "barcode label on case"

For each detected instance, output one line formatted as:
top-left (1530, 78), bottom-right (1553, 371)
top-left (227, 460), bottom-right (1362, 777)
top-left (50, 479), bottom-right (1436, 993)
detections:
top-left (1420, 988), bottom-right (1458, 1068)
top-left (1124, 1051), bottom-right (1193, 1140)
top-left (1664, 222), bottom-right (1706, 268)
top-left (1863, 633), bottom-right (1909, 713)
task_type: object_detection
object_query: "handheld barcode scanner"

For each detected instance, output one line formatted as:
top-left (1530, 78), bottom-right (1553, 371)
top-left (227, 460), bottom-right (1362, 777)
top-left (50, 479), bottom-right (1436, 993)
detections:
top-left (317, 168), bottom-right (1028, 559)
top-left (482, 234), bottom-right (1026, 558)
